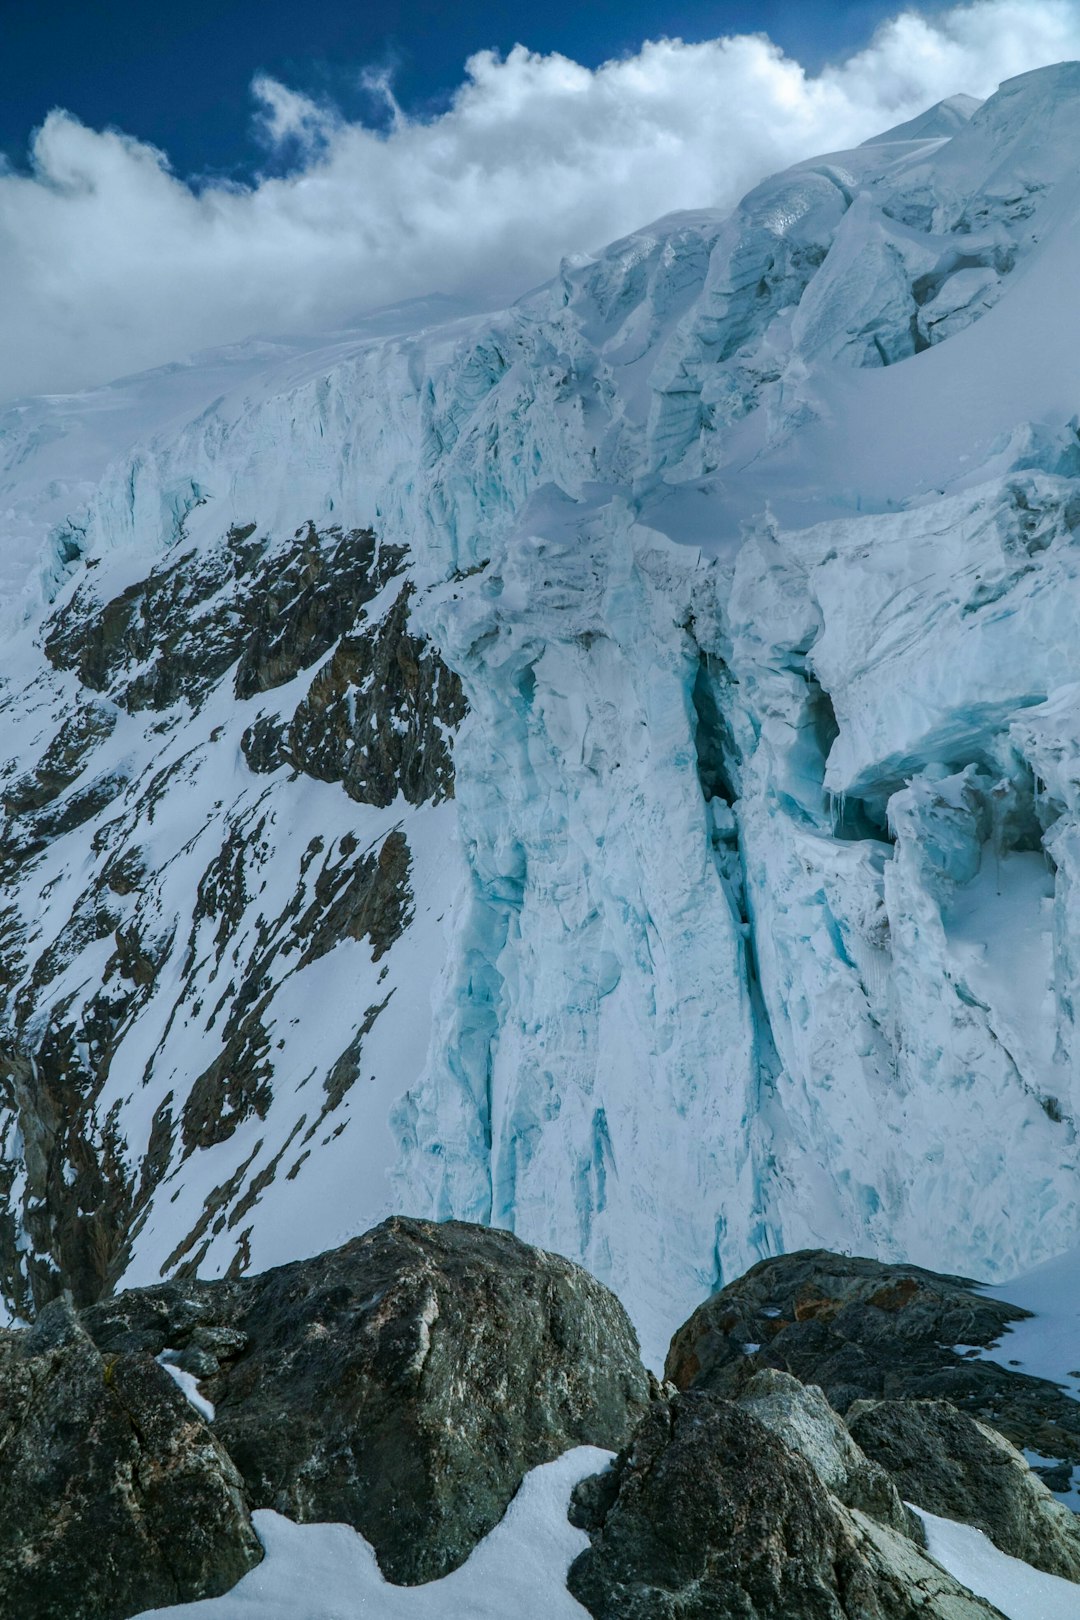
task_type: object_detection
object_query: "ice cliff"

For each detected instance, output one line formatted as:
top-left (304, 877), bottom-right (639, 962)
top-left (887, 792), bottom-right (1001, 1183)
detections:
top-left (2, 64), bottom-right (1080, 1362)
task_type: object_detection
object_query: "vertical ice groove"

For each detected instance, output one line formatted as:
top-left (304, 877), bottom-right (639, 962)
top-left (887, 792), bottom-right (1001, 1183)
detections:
top-left (391, 492), bottom-right (766, 1361)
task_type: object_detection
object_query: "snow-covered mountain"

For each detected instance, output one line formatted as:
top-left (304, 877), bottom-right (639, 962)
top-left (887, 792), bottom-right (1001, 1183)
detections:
top-left (3, 63), bottom-right (1080, 1363)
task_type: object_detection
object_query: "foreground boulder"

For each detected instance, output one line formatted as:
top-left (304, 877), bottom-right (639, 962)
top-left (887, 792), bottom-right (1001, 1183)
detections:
top-left (737, 1369), bottom-right (920, 1540)
top-left (566, 1393), bottom-right (1004, 1619)
top-left (85, 1215), bottom-right (652, 1584)
top-left (666, 1249), bottom-right (1080, 1474)
top-left (0, 1296), bottom-right (261, 1620)
top-left (847, 1398), bottom-right (1080, 1582)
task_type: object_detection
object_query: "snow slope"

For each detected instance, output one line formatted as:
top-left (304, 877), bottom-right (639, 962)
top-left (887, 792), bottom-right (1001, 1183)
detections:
top-left (130, 1448), bottom-right (608, 1620)
top-left (3, 65), bottom-right (1080, 1363)
top-left (983, 1248), bottom-right (1080, 1405)
top-left (915, 1507), bottom-right (1080, 1620)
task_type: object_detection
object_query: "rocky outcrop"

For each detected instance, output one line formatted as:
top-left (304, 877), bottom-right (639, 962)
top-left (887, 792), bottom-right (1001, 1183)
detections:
top-left (847, 1398), bottom-right (1080, 1582)
top-left (1, 699), bottom-right (117, 821)
top-left (243, 580), bottom-right (465, 808)
top-left (1, 1226), bottom-right (1074, 1619)
top-left (737, 1368), bottom-right (920, 1540)
top-left (566, 1392), bottom-right (1004, 1619)
top-left (43, 524), bottom-right (404, 714)
top-left (666, 1250), bottom-right (1080, 1473)
top-left (84, 1215), bottom-right (652, 1584)
top-left (0, 1294), bottom-right (261, 1620)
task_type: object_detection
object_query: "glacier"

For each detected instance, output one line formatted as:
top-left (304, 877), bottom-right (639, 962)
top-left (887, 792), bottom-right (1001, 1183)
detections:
top-left (2, 64), bottom-right (1080, 1362)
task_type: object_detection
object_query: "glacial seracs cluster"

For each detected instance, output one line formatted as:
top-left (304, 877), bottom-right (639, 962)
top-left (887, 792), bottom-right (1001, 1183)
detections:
top-left (2, 64), bottom-right (1080, 1361)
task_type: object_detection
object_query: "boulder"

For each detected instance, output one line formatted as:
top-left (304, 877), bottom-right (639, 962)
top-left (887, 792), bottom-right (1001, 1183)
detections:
top-left (847, 1398), bottom-right (1080, 1582)
top-left (0, 1295), bottom-right (261, 1620)
top-left (85, 1215), bottom-right (653, 1584)
top-left (666, 1250), bottom-right (1080, 1472)
top-left (736, 1368), bottom-right (920, 1540)
top-left (566, 1392), bottom-right (1004, 1619)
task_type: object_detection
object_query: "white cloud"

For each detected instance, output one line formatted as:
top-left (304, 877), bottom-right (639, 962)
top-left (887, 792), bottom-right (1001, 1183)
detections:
top-left (4, 0), bottom-right (1080, 401)
top-left (250, 75), bottom-right (340, 153)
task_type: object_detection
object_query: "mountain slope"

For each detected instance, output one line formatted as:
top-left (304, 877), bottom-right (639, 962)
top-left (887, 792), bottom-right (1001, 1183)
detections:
top-left (2, 66), bottom-right (1080, 1361)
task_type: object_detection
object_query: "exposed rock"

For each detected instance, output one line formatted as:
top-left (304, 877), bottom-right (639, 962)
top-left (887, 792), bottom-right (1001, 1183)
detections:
top-left (45, 527), bottom-right (261, 710)
top-left (0, 1295), bottom-right (261, 1620)
top-left (84, 1215), bottom-right (652, 1584)
top-left (847, 1398), bottom-right (1080, 1582)
top-left (245, 580), bottom-right (465, 807)
top-left (1, 700), bottom-right (117, 817)
top-left (736, 1368), bottom-right (920, 1540)
top-left (233, 526), bottom-right (405, 701)
top-left (293, 824), bottom-right (413, 966)
top-left (567, 1392), bottom-right (1004, 1619)
top-left (177, 823), bottom-right (413, 1156)
top-left (0, 1022), bottom-right (142, 1313)
top-left (44, 523), bottom-right (403, 715)
top-left (666, 1250), bottom-right (1080, 1472)
top-left (851, 1514), bottom-right (1007, 1620)
top-left (0, 768), bottom-right (129, 875)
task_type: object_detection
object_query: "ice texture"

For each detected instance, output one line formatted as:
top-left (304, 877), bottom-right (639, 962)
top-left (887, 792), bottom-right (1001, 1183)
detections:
top-left (3, 68), bottom-right (1080, 1360)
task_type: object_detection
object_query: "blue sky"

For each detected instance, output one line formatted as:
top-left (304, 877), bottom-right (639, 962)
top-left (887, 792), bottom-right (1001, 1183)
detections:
top-left (2, 0), bottom-right (944, 178)
top-left (3, 0), bottom-right (1078, 400)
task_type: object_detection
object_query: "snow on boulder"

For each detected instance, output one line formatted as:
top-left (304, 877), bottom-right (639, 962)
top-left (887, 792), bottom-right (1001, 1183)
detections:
top-left (664, 1250), bottom-right (1080, 1483)
top-left (846, 1398), bottom-right (1080, 1583)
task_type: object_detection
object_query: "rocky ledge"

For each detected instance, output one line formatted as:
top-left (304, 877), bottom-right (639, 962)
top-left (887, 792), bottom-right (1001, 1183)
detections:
top-left (1, 1230), bottom-right (1076, 1619)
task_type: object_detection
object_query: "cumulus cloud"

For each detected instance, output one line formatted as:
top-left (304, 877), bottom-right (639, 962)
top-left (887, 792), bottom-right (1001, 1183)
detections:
top-left (4, 0), bottom-right (1080, 401)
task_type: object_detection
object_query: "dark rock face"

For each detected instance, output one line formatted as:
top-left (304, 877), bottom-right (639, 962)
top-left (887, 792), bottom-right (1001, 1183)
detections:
top-left (847, 1398), bottom-right (1080, 1582)
top-left (568, 1395), bottom-right (853, 1620)
top-left (666, 1250), bottom-right (1080, 1472)
top-left (84, 1215), bottom-right (652, 1584)
top-left (1, 700), bottom-right (116, 819)
top-left (0, 512), bottom-right (467, 1318)
top-left (566, 1393), bottom-right (1002, 1620)
top-left (244, 580), bottom-right (465, 808)
top-left (0, 1295), bottom-right (261, 1620)
top-left (44, 524), bottom-right (402, 714)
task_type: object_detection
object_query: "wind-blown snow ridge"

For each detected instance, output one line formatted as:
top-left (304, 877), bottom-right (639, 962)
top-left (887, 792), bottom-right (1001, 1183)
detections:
top-left (2, 67), bottom-right (1080, 1362)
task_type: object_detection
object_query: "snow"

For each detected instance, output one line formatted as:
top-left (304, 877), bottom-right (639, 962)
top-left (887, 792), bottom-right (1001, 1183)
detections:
top-left (948, 1245), bottom-right (1080, 1507)
top-left (156, 1352), bottom-right (215, 1422)
top-left (914, 1506), bottom-right (1080, 1620)
top-left (978, 1245), bottom-right (1080, 1407)
top-left (129, 1447), bottom-right (610, 1620)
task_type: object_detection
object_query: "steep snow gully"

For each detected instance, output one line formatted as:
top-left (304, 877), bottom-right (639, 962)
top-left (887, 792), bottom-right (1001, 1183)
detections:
top-left (3, 65), bottom-right (1080, 1363)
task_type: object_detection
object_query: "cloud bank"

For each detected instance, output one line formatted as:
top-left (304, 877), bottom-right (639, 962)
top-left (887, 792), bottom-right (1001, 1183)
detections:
top-left (4, 0), bottom-right (1080, 402)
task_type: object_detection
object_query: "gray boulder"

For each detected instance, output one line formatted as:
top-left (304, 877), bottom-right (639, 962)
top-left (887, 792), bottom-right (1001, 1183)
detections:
top-left (847, 1398), bottom-right (1080, 1583)
top-left (85, 1215), bottom-right (653, 1584)
top-left (737, 1368), bottom-right (921, 1540)
top-left (0, 1295), bottom-right (261, 1620)
top-left (566, 1392), bottom-right (1005, 1619)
